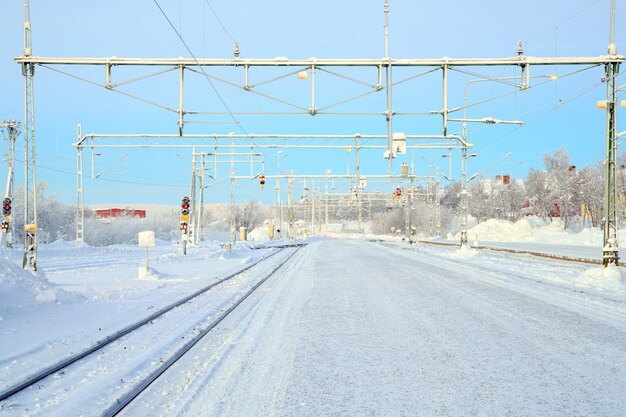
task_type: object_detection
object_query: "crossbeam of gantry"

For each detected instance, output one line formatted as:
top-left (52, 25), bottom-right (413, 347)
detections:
top-left (14, 55), bottom-right (623, 66)
top-left (74, 133), bottom-right (472, 149)
top-left (19, 52), bottom-right (625, 267)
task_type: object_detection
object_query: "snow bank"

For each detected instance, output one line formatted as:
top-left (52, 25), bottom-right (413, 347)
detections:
top-left (576, 266), bottom-right (626, 294)
top-left (0, 257), bottom-right (80, 312)
top-left (457, 218), bottom-right (602, 246)
top-left (445, 245), bottom-right (478, 260)
top-left (248, 226), bottom-right (270, 241)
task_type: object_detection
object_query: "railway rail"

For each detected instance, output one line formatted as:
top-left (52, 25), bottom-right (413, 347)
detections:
top-left (417, 240), bottom-right (603, 265)
top-left (0, 244), bottom-right (302, 415)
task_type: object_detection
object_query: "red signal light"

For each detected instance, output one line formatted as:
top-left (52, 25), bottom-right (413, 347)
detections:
top-left (181, 196), bottom-right (191, 215)
top-left (2, 198), bottom-right (11, 216)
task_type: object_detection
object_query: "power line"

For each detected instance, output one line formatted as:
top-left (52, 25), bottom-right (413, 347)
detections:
top-left (203, 0), bottom-right (237, 44)
top-left (150, 0), bottom-right (286, 174)
top-left (152, 0), bottom-right (246, 136)
top-left (526, 0), bottom-right (602, 43)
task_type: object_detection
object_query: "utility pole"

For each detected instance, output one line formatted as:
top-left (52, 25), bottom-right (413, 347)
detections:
top-left (435, 167), bottom-right (441, 237)
top-left (409, 174), bottom-right (414, 242)
top-left (325, 170), bottom-right (330, 232)
top-left (459, 146), bottom-right (470, 246)
top-left (311, 179), bottom-right (316, 235)
top-left (384, 0), bottom-right (393, 167)
top-left (22, 0), bottom-right (37, 270)
top-left (287, 175), bottom-right (293, 238)
top-left (198, 153), bottom-right (205, 242)
top-left (1, 120), bottom-right (19, 248)
top-left (189, 148), bottom-right (197, 244)
top-left (277, 151), bottom-right (283, 239)
top-left (603, 0), bottom-right (619, 266)
top-left (229, 140), bottom-right (236, 244)
top-left (355, 134), bottom-right (362, 231)
top-left (75, 124), bottom-right (84, 247)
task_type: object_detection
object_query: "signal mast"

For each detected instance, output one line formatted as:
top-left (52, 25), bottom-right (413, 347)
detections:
top-left (1, 120), bottom-right (19, 248)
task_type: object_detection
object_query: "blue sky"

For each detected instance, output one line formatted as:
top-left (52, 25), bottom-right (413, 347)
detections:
top-left (0, 0), bottom-right (624, 206)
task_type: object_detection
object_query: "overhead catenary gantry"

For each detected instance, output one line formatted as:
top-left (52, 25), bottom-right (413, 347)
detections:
top-left (74, 131), bottom-right (466, 244)
top-left (16, 0), bottom-right (624, 267)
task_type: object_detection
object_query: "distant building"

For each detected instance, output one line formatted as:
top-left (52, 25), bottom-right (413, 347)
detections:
top-left (94, 208), bottom-right (146, 220)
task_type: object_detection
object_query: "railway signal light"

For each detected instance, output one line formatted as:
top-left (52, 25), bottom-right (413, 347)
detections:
top-left (259, 175), bottom-right (266, 190)
top-left (181, 196), bottom-right (190, 216)
top-left (1, 221), bottom-right (8, 231)
top-left (2, 198), bottom-right (11, 216)
top-left (395, 187), bottom-right (402, 200)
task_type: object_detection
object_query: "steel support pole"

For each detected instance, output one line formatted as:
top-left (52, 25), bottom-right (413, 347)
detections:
top-left (178, 64), bottom-right (184, 135)
top-left (22, 0), bottom-right (37, 270)
top-left (355, 134), bottom-right (362, 231)
top-left (442, 64), bottom-right (448, 137)
top-left (460, 146), bottom-right (469, 246)
top-left (287, 176), bottom-right (293, 238)
top-left (198, 153), bottom-right (205, 242)
top-left (325, 172), bottom-right (329, 233)
top-left (311, 180), bottom-right (315, 235)
top-left (277, 154), bottom-right (282, 238)
top-left (310, 64), bottom-right (316, 115)
top-left (435, 169), bottom-right (441, 236)
top-left (603, 62), bottom-right (619, 265)
top-left (2, 120), bottom-right (19, 248)
top-left (385, 63), bottom-right (393, 168)
top-left (76, 124), bottom-right (84, 247)
top-left (191, 149), bottom-right (197, 244)
top-left (229, 141), bottom-right (236, 244)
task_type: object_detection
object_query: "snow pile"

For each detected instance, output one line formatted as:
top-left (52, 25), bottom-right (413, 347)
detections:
top-left (0, 257), bottom-right (79, 312)
top-left (138, 265), bottom-right (162, 281)
top-left (457, 217), bottom-right (602, 246)
top-left (445, 245), bottom-right (478, 260)
top-left (248, 226), bottom-right (270, 241)
top-left (575, 266), bottom-right (626, 294)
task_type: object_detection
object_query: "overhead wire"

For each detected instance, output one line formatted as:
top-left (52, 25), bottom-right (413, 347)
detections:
top-left (526, 0), bottom-right (603, 43)
top-left (203, 0), bottom-right (237, 44)
top-left (473, 68), bottom-right (626, 152)
top-left (152, 0), bottom-right (245, 135)
top-left (152, 0), bottom-right (281, 174)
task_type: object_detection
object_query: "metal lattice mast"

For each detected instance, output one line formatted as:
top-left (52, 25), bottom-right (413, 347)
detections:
top-left (22, 0), bottom-right (37, 270)
top-left (76, 124), bottom-right (84, 247)
top-left (459, 146), bottom-right (470, 246)
top-left (384, 0), bottom-right (394, 168)
top-left (288, 175), bottom-right (293, 238)
top-left (603, 0), bottom-right (620, 266)
top-left (229, 140), bottom-right (236, 244)
top-left (198, 153), bottom-right (205, 242)
top-left (603, 61), bottom-right (619, 265)
top-left (1, 120), bottom-right (20, 248)
top-left (435, 167), bottom-right (441, 237)
top-left (189, 148), bottom-right (197, 244)
top-left (355, 134), bottom-right (362, 231)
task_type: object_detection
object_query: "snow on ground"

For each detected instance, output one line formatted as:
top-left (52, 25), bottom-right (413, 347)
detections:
top-left (0, 255), bottom-right (82, 315)
top-left (0, 239), bottom-right (277, 394)
top-left (1, 220), bottom-right (626, 415)
top-left (432, 217), bottom-right (606, 260)
top-left (121, 240), bottom-right (626, 416)
top-left (451, 217), bottom-right (601, 246)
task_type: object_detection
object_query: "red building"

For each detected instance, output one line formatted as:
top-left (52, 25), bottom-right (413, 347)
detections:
top-left (95, 208), bottom-right (146, 220)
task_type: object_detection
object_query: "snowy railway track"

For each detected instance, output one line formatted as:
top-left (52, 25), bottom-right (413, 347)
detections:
top-left (0, 245), bottom-right (302, 415)
top-left (381, 242), bottom-right (626, 328)
top-left (417, 240), bottom-right (602, 265)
